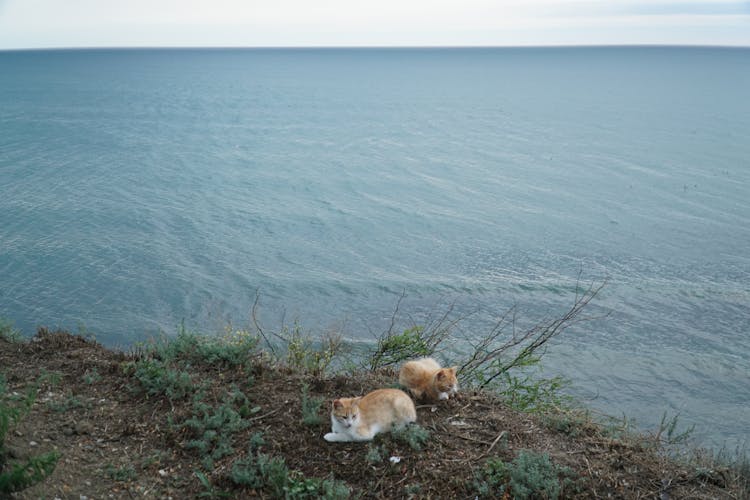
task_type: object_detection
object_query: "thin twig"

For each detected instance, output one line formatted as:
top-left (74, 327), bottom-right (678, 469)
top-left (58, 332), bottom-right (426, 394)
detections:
top-left (486, 430), bottom-right (507, 455)
top-left (245, 407), bottom-right (281, 423)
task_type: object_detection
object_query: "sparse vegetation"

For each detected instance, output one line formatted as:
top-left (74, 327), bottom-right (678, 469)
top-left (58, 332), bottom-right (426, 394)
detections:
top-left (0, 295), bottom-right (747, 498)
top-left (391, 423), bottom-right (430, 451)
top-left (180, 398), bottom-right (250, 470)
top-left (124, 357), bottom-right (195, 400)
top-left (0, 319), bottom-right (22, 343)
top-left (1, 374), bottom-right (59, 494)
top-left (230, 434), bottom-right (351, 499)
top-left (475, 450), bottom-right (578, 499)
top-left (301, 382), bottom-right (325, 426)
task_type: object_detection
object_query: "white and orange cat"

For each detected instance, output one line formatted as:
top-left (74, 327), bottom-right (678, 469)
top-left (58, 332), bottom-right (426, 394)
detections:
top-left (399, 357), bottom-right (458, 402)
top-left (323, 388), bottom-right (417, 442)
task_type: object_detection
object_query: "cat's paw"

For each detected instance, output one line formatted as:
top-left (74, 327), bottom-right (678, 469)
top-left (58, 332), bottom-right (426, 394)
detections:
top-left (324, 432), bottom-right (339, 442)
top-left (439, 392), bottom-right (449, 400)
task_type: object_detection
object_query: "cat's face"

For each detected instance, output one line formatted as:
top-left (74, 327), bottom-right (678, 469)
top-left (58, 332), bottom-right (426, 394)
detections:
top-left (332, 398), bottom-right (360, 428)
top-left (434, 367), bottom-right (458, 393)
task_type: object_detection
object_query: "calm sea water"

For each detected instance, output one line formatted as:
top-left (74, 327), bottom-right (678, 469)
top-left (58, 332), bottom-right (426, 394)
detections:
top-left (1, 47), bottom-right (749, 449)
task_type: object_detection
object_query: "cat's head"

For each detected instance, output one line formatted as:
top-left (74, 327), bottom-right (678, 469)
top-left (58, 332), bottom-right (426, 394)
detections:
top-left (434, 366), bottom-right (459, 393)
top-left (331, 397), bottom-right (361, 428)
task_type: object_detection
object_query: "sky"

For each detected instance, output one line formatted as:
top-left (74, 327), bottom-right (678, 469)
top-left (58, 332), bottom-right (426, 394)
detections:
top-left (0, 0), bottom-right (749, 49)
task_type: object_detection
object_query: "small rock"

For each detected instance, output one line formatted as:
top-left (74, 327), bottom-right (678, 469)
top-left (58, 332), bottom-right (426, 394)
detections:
top-left (389, 456), bottom-right (402, 464)
top-left (29, 441), bottom-right (39, 447)
top-left (158, 469), bottom-right (168, 477)
top-left (75, 422), bottom-right (93, 435)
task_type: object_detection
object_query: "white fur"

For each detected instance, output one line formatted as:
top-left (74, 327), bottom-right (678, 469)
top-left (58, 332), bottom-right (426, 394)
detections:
top-left (324, 414), bottom-right (380, 442)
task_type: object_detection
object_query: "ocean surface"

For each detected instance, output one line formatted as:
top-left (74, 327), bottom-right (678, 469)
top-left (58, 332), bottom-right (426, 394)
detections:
top-left (1, 47), bottom-right (749, 450)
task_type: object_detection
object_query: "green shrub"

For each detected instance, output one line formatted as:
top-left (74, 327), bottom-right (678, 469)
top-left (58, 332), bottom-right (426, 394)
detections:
top-left (369, 326), bottom-right (431, 370)
top-left (82, 369), bottom-right (101, 385)
top-left (47, 391), bottom-right (89, 413)
top-left (391, 424), bottom-right (430, 451)
top-left (105, 463), bottom-right (136, 481)
top-left (0, 319), bottom-right (22, 343)
top-left (154, 326), bottom-right (258, 369)
top-left (230, 437), bottom-right (350, 499)
top-left (475, 450), bottom-right (577, 499)
top-left (182, 400), bottom-right (249, 470)
top-left (283, 325), bottom-right (342, 378)
top-left (366, 444), bottom-right (385, 464)
top-left (301, 383), bottom-right (325, 426)
top-left (125, 358), bottom-right (195, 400)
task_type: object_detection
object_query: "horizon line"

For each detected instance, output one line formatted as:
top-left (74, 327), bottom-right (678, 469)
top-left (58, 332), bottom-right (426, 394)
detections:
top-left (2, 42), bottom-right (750, 53)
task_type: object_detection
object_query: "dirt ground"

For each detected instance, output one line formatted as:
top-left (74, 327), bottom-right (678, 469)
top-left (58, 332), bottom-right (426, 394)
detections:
top-left (0, 330), bottom-right (741, 499)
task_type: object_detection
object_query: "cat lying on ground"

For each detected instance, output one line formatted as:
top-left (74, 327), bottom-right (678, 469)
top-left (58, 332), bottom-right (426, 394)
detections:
top-left (323, 388), bottom-right (416, 442)
top-left (399, 357), bottom-right (458, 402)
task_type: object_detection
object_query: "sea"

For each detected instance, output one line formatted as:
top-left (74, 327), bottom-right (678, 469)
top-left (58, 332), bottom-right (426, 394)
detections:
top-left (1, 47), bottom-right (748, 451)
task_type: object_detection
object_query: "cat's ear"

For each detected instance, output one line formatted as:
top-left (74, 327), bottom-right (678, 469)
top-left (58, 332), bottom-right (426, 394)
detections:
top-left (333, 399), bottom-right (343, 409)
top-left (353, 397), bottom-right (363, 405)
top-left (436, 371), bottom-right (446, 380)
top-left (450, 366), bottom-right (458, 374)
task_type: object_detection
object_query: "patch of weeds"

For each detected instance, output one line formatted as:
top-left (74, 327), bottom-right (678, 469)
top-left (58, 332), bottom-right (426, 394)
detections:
top-left (301, 383), bottom-right (324, 426)
top-left (82, 368), bottom-right (101, 385)
top-left (404, 483), bottom-right (422, 498)
top-left (283, 324), bottom-right (342, 378)
top-left (391, 424), bottom-right (430, 451)
top-left (195, 470), bottom-right (230, 498)
top-left (182, 400), bottom-right (249, 470)
top-left (154, 324), bottom-right (258, 369)
top-left (38, 370), bottom-right (62, 388)
top-left (366, 444), bottom-right (386, 464)
top-left (48, 391), bottom-right (89, 413)
top-left (369, 326), bottom-right (431, 370)
top-left (1, 375), bottom-right (59, 494)
top-left (228, 385), bottom-right (260, 419)
top-left (0, 318), bottom-right (22, 342)
top-left (474, 450), bottom-right (578, 499)
top-left (124, 358), bottom-right (194, 400)
top-left (140, 450), bottom-right (168, 470)
top-left (230, 435), bottom-right (350, 498)
top-left (654, 411), bottom-right (695, 447)
top-left (542, 409), bottom-right (589, 438)
top-left (104, 463), bottom-right (136, 482)
top-left (487, 365), bottom-right (572, 414)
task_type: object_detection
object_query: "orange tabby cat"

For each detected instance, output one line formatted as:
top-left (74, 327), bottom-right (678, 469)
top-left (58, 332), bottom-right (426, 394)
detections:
top-left (323, 388), bottom-right (417, 442)
top-left (399, 357), bottom-right (458, 402)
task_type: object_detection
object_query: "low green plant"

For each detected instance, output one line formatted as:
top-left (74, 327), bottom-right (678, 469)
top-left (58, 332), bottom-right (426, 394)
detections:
top-left (154, 325), bottom-right (259, 369)
top-left (182, 400), bottom-right (249, 470)
top-left (391, 424), bottom-right (430, 451)
top-left (0, 319), bottom-right (22, 343)
top-left (475, 450), bottom-right (577, 499)
top-left (38, 370), bottom-right (63, 388)
top-left (230, 434), bottom-right (350, 499)
top-left (301, 383), bottom-right (325, 426)
top-left (228, 385), bottom-right (260, 418)
top-left (125, 358), bottom-right (195, 400)
top-left (366, 444), bottom-right (385, 464)
top-left (404, 483), bottom-right (422, 498)
top-left (47, 392), bottom-right (88, 413)
top-left (82, 368), bottom-right (101, 385)
top-left (542, 409), bottom-right (589, 438)
top-left (1, 375), bottom-right (59, 493)
top-left (283, 324), bottom-right (342, 378)
top-left (655, 411), bottom-right (695, 447)
top-left (104, 463), bottom-right (136, 481)
top-left (195, 470), bottom-right (230, 498)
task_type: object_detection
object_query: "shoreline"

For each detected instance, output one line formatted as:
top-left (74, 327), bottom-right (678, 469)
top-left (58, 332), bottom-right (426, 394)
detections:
top-left (1, 327), bottom-right (746, 498)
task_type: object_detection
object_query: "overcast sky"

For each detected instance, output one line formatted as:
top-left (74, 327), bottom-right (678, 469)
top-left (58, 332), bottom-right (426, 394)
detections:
top-left (1, 0), bottom-right (749, 49)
